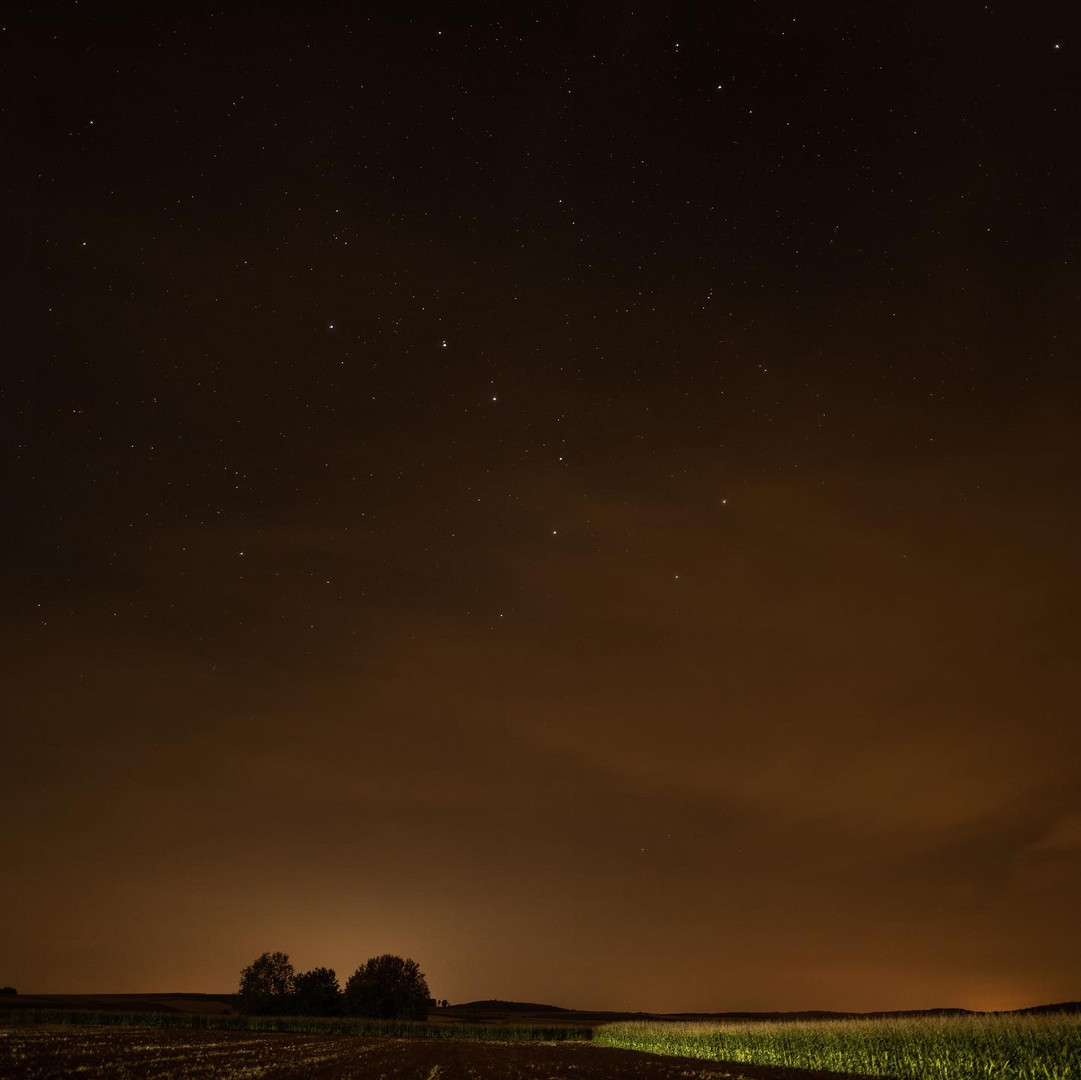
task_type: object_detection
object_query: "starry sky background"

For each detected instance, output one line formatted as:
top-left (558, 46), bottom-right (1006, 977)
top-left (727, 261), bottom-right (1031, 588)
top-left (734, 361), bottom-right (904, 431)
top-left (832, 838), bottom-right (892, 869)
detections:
top-left (4, 3), bottom-right (1080, 1011)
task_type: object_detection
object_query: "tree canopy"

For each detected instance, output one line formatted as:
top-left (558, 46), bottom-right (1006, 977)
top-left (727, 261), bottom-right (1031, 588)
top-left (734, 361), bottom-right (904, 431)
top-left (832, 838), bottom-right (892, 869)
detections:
top-left (344, 954), bottom-right (431, 1020)
top-left (237, 950), bottom-right (431, 1018)
top-left (293, 966), bottom-right (342, 1016)
top-left (237, 951), bottom-right (295, 1015)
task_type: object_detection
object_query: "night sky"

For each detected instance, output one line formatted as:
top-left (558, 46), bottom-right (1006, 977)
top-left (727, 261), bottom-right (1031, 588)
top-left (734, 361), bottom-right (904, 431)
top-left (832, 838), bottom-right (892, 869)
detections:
top-left (4, 3), bottom-right (1080, 1013)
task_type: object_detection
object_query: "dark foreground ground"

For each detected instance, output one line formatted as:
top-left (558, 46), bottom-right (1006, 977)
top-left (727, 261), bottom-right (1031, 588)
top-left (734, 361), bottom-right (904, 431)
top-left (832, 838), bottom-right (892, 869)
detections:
top-left (0, 1025), bottom-right (884, 1080)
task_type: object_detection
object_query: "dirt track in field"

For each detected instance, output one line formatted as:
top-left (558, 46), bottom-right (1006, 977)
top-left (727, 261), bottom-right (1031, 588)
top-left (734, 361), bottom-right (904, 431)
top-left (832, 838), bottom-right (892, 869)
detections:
top-left (0, 1025), bottom-right (888, 1080)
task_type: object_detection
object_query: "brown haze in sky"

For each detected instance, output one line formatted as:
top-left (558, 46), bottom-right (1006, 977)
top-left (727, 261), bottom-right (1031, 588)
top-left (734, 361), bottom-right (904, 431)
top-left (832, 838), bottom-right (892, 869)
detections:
top-left (7, 406), bottom-right (1079, 1011)
top-left (4, 4), bottom-right (1080, 1012)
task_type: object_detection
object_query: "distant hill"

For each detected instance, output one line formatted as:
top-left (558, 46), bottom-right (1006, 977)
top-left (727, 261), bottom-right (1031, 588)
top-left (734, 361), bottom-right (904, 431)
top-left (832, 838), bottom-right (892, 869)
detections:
top-left (452, 999), bottom-right (568, 1013)
top-left (1013, 1001), bottom-right (1081, 1015)
top-left (443, 999), bottom-right (1081, 1023)
top-left (0, 993), bottom-right (235, 1015)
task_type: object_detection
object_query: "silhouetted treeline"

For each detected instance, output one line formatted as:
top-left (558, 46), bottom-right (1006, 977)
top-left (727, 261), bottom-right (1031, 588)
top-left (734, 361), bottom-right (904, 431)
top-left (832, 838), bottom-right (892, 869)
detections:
top-left (237, 952), bottom-right (432, 1019)
top-left (0, 986), bottom-right (16, 996)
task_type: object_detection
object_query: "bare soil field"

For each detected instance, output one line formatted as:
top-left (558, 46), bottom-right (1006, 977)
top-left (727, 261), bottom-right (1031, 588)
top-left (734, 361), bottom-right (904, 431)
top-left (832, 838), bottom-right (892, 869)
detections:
top-left (0, 1024), bottom-right (881, 1080)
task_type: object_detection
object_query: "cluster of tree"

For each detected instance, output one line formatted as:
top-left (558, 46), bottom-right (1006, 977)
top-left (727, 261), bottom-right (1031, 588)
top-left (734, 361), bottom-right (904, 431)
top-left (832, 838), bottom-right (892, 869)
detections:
top-left (238, 951), bottom-right (432, 1019)
top-left (0, 987), bottom-right (16, 996)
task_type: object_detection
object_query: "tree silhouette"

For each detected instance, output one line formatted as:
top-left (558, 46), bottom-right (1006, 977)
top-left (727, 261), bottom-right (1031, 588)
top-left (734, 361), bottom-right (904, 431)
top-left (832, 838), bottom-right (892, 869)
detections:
top-left (238, 951), bottom-right (295, 1015)
top-left (293, 966), bottom-right (341, 1016)
top-left (0, 987), bottom-right (16, 996)
top-left (344, 954), bottom-right (430, 1019)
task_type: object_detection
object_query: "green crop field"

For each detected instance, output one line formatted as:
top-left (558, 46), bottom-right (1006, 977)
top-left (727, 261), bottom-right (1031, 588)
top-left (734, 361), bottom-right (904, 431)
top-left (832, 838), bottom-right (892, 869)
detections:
top-left (594, 1012), bottom-right (1081, 1080)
